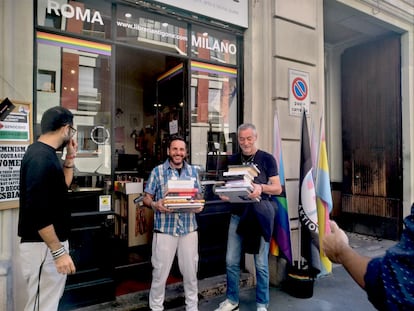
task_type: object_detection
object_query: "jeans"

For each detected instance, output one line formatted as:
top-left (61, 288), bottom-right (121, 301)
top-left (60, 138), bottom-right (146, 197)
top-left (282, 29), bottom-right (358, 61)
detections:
top-left (225, 214), bottom-right (270, 308)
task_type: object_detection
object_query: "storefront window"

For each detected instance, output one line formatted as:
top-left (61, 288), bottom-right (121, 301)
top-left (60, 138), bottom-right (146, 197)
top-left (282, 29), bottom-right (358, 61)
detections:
top-left (190, 60), bottom-right (238, 173)
top-left (36, 31), bottom-right (112, 182)
top-left (37, 0), bottom-right (112, 40)
top-left (33, 3), bottom-right (244, 305)
top-left (116, 5), bottom-right (188, 55)
top-left (191, 25), bottom-right (238, 65)
top-left (35, 2), bottom-right (241, 185)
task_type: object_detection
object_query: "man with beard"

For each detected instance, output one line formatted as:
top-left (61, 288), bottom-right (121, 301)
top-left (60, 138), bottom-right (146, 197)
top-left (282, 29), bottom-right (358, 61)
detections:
top-left (143, 135), bottom-right (203, 311)
top-left (18, 106), bottom-right (78, 310)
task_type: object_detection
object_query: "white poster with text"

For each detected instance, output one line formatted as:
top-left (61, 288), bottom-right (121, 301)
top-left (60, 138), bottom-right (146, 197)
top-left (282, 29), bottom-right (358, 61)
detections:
top-left (0, 145), bottom-right (27, 201)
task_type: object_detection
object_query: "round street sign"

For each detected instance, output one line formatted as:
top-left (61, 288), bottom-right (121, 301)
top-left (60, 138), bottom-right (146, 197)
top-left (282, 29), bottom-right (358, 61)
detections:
top-left (292, 77), bottom-right (308, 101)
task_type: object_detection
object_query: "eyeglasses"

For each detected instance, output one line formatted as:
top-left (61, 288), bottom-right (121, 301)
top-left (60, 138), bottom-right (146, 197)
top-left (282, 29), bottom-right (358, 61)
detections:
top-left (68, 125), bottom-right (77, 137)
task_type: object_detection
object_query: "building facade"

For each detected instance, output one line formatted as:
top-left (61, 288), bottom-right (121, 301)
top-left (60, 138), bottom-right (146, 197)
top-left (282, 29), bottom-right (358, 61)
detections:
top-left (0, 0), bottom-right (413, 310)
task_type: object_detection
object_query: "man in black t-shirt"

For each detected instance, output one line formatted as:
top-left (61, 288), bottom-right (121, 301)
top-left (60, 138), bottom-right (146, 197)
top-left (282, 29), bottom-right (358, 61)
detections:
top-left (215, 123), bottom-right (282, 311)
top-left (18, 106), bottom-right (78, 311)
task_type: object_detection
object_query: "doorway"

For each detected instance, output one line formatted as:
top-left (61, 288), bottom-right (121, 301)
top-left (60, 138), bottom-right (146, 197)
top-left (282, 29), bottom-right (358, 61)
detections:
top-left (340, 35), bottom-right (402, 239)
top-left (114, 46), bottom-right (186, 177)
top-left (114, 45), bottom-right (186, 294)
top-left (323, 0), bottom-right (404, 239)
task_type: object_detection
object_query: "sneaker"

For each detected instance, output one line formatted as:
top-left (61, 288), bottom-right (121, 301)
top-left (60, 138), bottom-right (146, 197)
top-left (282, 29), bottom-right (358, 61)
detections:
top-left (214, 299), bottom-right (239, 311)
top-left (257, 307), bottom-right (267, 311)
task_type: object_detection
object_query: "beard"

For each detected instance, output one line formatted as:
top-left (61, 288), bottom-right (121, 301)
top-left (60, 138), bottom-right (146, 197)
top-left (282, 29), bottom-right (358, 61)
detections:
top-left (57, 136), bottom-right (70, 151)
top-left (168, 155), bottom-right (184, 166)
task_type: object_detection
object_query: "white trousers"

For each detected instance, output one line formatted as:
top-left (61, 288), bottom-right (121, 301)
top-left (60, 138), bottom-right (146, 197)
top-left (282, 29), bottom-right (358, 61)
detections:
top-left (149, 231), bottom-right (199, 311)
top-left (19, 241), bottom-right (68, 311)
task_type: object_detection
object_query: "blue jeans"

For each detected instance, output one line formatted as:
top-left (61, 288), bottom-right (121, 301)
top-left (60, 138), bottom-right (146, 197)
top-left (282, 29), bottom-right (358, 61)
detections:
top-left (226, 214), bottom-right (270, 308)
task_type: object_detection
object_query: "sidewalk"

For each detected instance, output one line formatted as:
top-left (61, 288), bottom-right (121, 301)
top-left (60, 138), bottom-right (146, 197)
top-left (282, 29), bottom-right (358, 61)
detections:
top-left (73, 232), bottom-right (396, 311)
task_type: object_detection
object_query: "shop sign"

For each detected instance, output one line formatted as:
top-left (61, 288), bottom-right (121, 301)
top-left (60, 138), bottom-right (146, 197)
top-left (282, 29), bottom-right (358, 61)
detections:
top-left (0, 145), bottom-right (27, 202)
top-left (115, 21), bottom-right (237, 56)
top-left (191, 35), bottom-right (237, 55)
top-left (288, 69), bottom-right (310, 116)
top-left (47, 0), bottom-right (104, 25)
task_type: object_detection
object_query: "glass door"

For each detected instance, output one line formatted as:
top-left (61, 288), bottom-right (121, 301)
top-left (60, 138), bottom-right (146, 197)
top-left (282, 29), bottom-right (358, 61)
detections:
top-left (155, 63), bottom-right (186, 162)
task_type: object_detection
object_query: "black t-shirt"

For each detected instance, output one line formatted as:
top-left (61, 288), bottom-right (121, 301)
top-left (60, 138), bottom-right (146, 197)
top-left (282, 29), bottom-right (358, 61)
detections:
top-left (18, 141), bottom-right (71, 242)
top-left (227, 149), bottom-right (278, 215)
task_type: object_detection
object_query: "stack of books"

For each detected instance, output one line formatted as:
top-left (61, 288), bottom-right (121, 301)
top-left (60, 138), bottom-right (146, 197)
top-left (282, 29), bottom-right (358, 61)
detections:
top-left (163, 178), bottom-right (205, 211)
top-left (214, 164), bottom-right (261, 203)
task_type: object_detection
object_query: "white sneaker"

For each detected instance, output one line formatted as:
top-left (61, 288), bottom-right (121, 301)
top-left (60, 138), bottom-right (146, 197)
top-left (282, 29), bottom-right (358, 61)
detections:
top-left (257, 307), bottom-right (267, 311)
top-left (214, 299), bottom-right (239, 311)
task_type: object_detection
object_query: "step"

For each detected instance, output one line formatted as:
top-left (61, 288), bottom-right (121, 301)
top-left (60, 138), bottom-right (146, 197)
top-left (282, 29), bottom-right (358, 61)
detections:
top-left (71, 273), bottom-right (254, 311)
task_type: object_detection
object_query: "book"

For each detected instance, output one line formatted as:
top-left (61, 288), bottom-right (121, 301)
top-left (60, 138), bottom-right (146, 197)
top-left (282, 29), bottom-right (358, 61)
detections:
top-left (166, 178), bottom-right (195, 189)
top-left (213, 163), bottom-right (261, 203)
top-left (164, 188), bottom-right (199, 196)
top-left (225, 180), bottom-right (254, 189)
top-left (164, 200), bottom-right (205, 212)
top-left (223, 174), bottom-right (254, 184)
top-left (227, 164), bottom-right (260, 177)
top-left (163, 178), bottom-right (203, 211)
top-left (228, 163), bottom-right (260, 172)
top-left (164, 194), bottom-right (196, 200)
top-left (223, 170), bottom-right (256, 180)
top-left (164, 198), bottom-right (205, 204)
top-left (164, 178), bottom-right (198, 198)
top-left (214, 186), bottom-right (260, 203)
top-left (214, 186), bottom-right (252, 193)
top-left (164, 201), bottom-right (205, 206)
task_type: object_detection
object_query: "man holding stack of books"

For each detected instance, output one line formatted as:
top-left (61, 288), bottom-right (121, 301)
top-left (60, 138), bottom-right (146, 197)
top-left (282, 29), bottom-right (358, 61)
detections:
top-left (215, 123), bottom-right (282, 311)
top-left (143, 135), bottom-right (203, 311)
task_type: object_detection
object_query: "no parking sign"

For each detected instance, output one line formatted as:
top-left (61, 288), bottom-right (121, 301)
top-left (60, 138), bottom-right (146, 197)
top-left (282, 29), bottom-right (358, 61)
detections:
top-left (289, 69), bottom-right (310, 116)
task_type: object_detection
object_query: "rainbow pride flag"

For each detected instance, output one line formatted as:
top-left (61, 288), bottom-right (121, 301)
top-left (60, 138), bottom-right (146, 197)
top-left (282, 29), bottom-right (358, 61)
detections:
top-left (270, 111), bottom-right (292, 263)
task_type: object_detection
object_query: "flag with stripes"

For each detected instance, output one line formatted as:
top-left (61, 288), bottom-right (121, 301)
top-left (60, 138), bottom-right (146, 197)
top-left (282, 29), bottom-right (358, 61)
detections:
top-left (316, 115), bottom-right (333, 276)
top-left (270, 111), bottom-right (292, 263)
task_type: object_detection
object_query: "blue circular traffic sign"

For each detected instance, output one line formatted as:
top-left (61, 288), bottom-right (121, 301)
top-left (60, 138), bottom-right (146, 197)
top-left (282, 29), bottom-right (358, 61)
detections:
top-left (292, 77), bottom-right (308, 101)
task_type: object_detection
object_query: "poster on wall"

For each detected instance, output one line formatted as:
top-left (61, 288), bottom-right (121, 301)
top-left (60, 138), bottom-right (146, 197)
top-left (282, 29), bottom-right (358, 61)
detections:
top-left (0, 111), bottom-right (30, 141)
top-left (288, 69), bottom-right (311, 117)
top-left (0, 145), bottom-right (28, 202)
top-left (0, 99), bottom-right (32, 210)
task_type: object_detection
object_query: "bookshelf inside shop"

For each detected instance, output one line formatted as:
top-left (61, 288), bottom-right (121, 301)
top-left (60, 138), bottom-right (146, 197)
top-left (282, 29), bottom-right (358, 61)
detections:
top-left (113, 182), bottom-right (154, 248)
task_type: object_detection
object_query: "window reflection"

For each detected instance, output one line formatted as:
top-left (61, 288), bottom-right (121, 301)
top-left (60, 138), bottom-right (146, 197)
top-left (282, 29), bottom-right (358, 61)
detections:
top-left (190, 61), bottom-right (238, 173)
top-left (36, 32), bottom-right (112, 177)
top-left (116, 5), bottom-right (188, 55)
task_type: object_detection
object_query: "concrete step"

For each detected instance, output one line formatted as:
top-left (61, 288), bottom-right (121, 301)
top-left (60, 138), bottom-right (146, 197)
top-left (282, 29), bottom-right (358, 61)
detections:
top-left (72, 272), bottom-right (254, 311)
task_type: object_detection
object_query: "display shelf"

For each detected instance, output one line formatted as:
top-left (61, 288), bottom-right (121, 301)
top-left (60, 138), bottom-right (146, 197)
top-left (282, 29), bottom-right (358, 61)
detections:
top-left (113, 191), bottom-right (154, 247)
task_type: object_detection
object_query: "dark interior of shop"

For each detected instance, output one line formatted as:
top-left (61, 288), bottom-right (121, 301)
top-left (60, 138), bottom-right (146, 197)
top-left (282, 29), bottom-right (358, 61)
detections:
top-left (113, 46), bottom-right (187, 294)
top-left (114, 46), bottom-right (186, 176)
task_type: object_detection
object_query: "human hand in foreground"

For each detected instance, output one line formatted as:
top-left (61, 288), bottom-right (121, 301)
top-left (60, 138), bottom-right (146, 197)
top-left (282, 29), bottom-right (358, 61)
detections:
top-left (323, 221), bottom-right (350, 264)
top-left (323, 221), bottom-right (372, 289)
